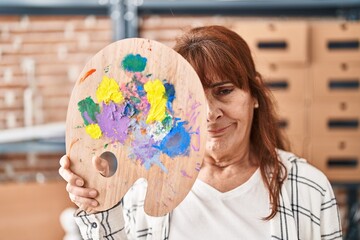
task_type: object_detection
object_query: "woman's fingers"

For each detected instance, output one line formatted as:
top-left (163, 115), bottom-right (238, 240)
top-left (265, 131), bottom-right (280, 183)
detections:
top-left (59, 155), bottom-right (70, 169)
top-left (67, 183), bottom-right (99, 209)
top-left (59, 155), bottom-right (100, 212)
top-left (69, 193), bottom-right (99, 209)
top-left (92, 155), bottom-right (110, 177)
top-left (66, 183), bottom-right (98, 198)
top-left (59, 155), bottom-right (84, 187)
top-left (59, 165), bottom-right (84, 187)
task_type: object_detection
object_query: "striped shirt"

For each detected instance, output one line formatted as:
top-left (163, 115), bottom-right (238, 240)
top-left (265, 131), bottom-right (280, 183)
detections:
top-left (75, 150), bottom-right (342, 239)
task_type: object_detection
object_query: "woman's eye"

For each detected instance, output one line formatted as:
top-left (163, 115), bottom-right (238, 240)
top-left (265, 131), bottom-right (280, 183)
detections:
top-left (216, 88), bottom-right (233, 95)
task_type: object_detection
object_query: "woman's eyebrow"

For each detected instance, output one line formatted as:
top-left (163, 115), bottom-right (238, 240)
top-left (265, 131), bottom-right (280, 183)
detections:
top-left (208, 81), bottom-right (232, 88)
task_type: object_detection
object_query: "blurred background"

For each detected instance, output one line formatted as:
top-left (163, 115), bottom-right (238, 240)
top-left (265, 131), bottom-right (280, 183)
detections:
top-left (0, 0), bottom-right (359, 239)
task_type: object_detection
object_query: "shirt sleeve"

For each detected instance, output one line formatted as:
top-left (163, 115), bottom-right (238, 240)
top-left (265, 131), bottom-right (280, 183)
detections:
top-left (74, 201), bottom-right (128, 240)
top-left (278, 150), bottom-right (343, 240)
top-left (320, 179), bottom-right (343, 240)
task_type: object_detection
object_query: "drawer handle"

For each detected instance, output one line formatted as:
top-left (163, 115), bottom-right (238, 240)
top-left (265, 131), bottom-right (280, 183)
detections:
top-left (328, 119), bottom-right (359, 129)
top-left (266, 80), bottom-right (288, 90)
top-left (257, 41), bottom-right (287, 49)
top-left (329, 79), bottom-right (359, 90)
top-left (327, 158), bottom-right (358, 168)
top-left (328, 40), bottom-right (359, 50)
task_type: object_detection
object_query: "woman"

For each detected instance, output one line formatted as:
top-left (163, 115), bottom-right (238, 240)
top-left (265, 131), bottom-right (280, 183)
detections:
top-left (59, 25), bottom-right (342, 240)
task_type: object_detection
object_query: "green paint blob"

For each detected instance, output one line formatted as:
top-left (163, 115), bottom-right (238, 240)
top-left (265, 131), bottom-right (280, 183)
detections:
top-left (130, 96), bottom-right (141, 104)
top-left (78, 97), bottom-right (100, 125)
top-left (162, 115), bottom-right (173, 132)
top-left (104, 65), bottom-right (111, 73)
top-left (121, 54), bottom-right (147, 72)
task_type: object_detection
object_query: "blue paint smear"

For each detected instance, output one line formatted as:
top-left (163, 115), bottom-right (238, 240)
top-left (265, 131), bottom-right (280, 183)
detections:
top-left (123, 101), bottom-right (137, 117)
top-left (166, 102), bottom-right (174, 115)
top-left (136, 83), bottom-right (145, 97)
top-left (164, 82), bottom-right (175, 114)
top-left (158, 121), bottom-right (190, 158)
top-left (121, 54), bottom-right (147, 72)
top-left (164, 82), bottom-right (175, 103)
top-left (143, 153), bottom-right (168, 174)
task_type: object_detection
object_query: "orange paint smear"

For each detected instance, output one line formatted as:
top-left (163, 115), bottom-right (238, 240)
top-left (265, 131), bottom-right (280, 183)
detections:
top-left (79, 69), bottom-right (96, 84)
top-left (68, 138), bottom-right (80, 157)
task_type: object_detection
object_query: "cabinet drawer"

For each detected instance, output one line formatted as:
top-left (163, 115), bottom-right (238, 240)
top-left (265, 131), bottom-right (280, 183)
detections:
top-left (233, 21), bottom-right (309, 64)
top-left (259, 64), bottom-right (309, 101)
top-left (277, 100), bottom-right (306, 136)
top-left (308, 138), bottom-right (360, 182)
top-left (311, 62), bottom-right (360, 100)
top-left (311, 21), bottom-right (360, 62)
top-left (310, 99), bottom-right (360, 137)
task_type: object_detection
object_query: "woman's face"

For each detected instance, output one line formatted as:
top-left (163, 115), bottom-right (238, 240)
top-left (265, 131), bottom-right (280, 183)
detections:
top-left (204, 80), bottom-right (257, 161)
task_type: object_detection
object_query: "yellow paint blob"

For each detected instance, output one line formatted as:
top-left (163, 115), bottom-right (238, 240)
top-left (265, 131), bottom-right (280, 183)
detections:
top-left (85, 124), bottom-right (102, 139)
top-left (96, 76), bottom-right (124, 104)
top-left (144, 79), bottom-right (167, 124)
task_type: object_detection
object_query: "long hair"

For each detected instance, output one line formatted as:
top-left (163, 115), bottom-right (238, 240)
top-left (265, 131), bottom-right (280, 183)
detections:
top-left (174, 25), bottom-right (287, 220)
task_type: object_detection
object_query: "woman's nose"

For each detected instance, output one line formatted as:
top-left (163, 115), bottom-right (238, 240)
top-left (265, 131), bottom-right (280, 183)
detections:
top-left (206, 100), bottom-right (222, 122)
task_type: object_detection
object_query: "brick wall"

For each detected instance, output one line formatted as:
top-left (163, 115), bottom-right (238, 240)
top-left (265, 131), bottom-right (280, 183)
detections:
top-left (0, 15), bottom-right (112, 128)
top-left (0, 15), bottom-right (112, 182)
top-left (0, 14), bottom-right (112, 239)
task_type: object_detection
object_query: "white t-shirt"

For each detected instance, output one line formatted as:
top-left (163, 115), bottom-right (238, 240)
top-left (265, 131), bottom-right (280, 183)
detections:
top-left (169, 168), bottom-right (270, 240)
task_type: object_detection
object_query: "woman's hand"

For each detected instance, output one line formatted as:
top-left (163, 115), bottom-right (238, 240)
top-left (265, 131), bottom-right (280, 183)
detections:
top-left (59, 155), bottom-right (110, 212)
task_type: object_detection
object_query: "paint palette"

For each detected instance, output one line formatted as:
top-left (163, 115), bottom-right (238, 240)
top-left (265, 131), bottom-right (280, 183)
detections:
top-left (66, 38), bottom-right (207, 216)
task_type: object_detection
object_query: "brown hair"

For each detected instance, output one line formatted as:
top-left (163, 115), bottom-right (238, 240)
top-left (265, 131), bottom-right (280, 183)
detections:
top-left (174, 25), bottom-right (287, 220)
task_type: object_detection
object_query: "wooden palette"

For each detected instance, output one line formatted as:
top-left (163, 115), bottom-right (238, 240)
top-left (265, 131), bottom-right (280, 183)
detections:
top-left (66, 38), bottom-right (207, 216)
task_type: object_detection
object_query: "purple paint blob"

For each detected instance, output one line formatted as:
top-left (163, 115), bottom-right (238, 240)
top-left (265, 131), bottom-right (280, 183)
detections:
top-left (190, 126), bottom-right (200, 152)
top-left (195, 162), bottom-right (201, 172)
top-left (83, 111), bottom-right (94, 124)
top-left (180, 169), bottom-right (192, 178)
top-left (130, 126), bottom-right (168, 172)
top-left (96, 102), bottom-right (130, 143)
top-left (132, 132), bottom-right (158, 162)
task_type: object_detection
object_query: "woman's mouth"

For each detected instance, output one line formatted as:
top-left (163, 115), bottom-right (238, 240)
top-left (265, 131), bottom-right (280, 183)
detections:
top-left (207, 124), bottom-right (233, 136)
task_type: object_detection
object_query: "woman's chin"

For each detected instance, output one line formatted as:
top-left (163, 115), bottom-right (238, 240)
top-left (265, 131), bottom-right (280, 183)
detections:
top-left (205, 139), bottom-right (228, 156)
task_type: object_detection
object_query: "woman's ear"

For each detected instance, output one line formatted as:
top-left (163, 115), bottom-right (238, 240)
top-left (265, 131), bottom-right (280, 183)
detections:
top-left (254, 98), bottom-right (259, 109)
top-left (253, 75), bottom-right (261, 109)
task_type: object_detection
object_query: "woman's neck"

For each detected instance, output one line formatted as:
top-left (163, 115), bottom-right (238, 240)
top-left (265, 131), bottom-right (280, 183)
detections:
top-left (198, 149), bottom-right (258, 193)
